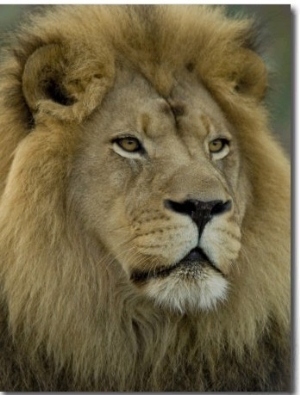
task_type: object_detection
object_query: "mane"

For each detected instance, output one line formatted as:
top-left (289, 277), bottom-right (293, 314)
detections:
top-left (0, 5), bottom-right (290, 391)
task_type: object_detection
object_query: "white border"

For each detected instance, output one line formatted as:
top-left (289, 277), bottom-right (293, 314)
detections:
top-left (294, 1), bottom-right (299, 392)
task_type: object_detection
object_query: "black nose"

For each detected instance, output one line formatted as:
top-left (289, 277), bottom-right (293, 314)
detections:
top-left (164, 199), bottom-right (232, 237)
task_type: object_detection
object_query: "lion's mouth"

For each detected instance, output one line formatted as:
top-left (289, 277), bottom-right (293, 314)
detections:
top-left (130, 247), bottom-right (223, 283)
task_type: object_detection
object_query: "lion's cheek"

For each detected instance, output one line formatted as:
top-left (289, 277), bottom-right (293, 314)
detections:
top-left (118, 225), bottom-right (199, 277)
top-left (133, 224), bottom-right (198, 259)
top-left (199, 219), bottom-right (242, 275)
top-left (103, 206), bottom-right (199, 275)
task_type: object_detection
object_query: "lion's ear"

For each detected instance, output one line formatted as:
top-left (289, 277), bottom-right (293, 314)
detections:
top-left (232, 48), bottom-right (267, 101)
top-left (22, 44), bottom-right (114, 123)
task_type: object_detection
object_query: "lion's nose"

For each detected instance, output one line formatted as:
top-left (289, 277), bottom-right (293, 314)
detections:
top-left (164, 199), bottom-right (232, 237)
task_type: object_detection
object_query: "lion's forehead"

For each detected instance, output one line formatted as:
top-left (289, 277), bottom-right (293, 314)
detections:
top-left (98, 70), bottom-right (228, 147)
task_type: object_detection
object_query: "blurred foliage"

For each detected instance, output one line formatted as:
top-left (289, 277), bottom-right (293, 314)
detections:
top-left (0, 5), bottom-right (291, 155)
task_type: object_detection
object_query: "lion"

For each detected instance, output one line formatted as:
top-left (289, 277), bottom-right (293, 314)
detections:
top-left (0, 5), bottom-right (290, 391)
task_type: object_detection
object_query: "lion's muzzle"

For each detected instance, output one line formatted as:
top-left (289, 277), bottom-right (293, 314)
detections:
top-left (164, 198), bottom-right (232, 238)
top-left (130, 246), bottom-right (225, 284)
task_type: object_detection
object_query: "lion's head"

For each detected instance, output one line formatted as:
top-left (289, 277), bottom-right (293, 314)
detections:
top-left (71, 70), bottom-right (247, 312)
top-left (0, 5), bottom-right (290, 391)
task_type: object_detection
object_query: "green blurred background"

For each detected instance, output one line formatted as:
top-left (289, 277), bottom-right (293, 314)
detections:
top-left (0, 5), bottom-right (291, 155)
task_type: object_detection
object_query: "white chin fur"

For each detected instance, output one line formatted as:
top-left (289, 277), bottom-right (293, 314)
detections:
top-left (143, 272), bottom-right (229, 313)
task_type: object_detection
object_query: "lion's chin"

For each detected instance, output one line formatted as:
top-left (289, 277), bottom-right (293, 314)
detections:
top-left (130, 248), bottom-right (229, 312)
top-left (130, 247), bottom-right (223, 283)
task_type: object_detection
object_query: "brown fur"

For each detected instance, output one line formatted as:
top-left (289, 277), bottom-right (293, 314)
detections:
top-left (0, 5), bottom-right (290, 391)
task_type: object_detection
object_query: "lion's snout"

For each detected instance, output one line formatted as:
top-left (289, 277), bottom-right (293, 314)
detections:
top-left (164, 198), bottom-right (232, 238)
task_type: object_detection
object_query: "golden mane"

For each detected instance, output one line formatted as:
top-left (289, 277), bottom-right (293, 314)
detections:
top-left (0, 5), bottom-right (290, 391)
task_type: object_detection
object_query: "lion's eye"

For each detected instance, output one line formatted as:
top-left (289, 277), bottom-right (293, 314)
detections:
top-left (208, 138), bottom-right (230, 160)
top-left (114, 137), bottom-right (143, 153)
top-left (112, 136), bottom-right (145, 159)
top-left (209, 138), bottom-right (228, 153)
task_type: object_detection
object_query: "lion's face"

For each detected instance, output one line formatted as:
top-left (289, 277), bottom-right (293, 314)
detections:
top-left (70, 70), bottom-right (246, 312)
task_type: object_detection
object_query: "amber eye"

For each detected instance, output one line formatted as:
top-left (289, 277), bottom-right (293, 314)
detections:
top-left (208, 138), bottom-right (229, 154)
top-left (114, 137), bottom-right (143, 153)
